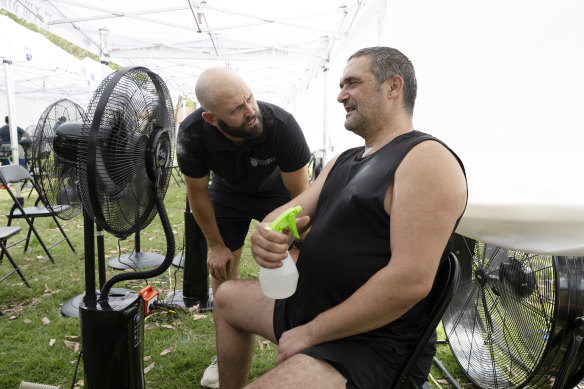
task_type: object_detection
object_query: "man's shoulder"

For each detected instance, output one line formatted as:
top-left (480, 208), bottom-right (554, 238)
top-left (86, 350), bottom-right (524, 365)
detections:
top-left (258, 101), bottom-right (293, 120)
top-left (179, 107), bottom-right (205, 131)
top-left (177, 108), bottom-right (208, 150)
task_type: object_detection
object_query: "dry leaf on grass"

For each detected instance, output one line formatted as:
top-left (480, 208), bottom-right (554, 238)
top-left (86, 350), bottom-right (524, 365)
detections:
top-left (192, 313), bottom-right (207, 321)
top-left (144, 362), bottom-right (155, 374)
top-left (66, 335), bottom-right (80, 339)
top-left (160, 346), bottom-right (176, 356)
top-left (161, 324), bottom-right (175, 330)
top-left (256, 339), bottom-right (272, 351)
top-left (64, 340), bottom-right (81, 353)
top-left (42, 317), bottom-right (50, 325)
top-left (188, 304), bottom-right (200, 313)
top-left (23, 318), bottom-right (31, 324)
top-left (49, 339), bottom-right (56, 347)
top-left (144, 356), bottom-right (152, 361)
top-left (76, 379), bottom-right (84, 387)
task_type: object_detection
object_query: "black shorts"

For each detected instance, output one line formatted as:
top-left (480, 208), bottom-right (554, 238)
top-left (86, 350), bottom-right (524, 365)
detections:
top-left (273, 301), bottom-right (436, 389)
top-left (209, 188), bottom-right (291, 251)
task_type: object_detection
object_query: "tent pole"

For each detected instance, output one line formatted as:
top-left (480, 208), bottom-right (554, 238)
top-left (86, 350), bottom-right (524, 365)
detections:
top-left (322, 63), bottom-right (329, 162)
top-left (3, 60), bottom-right (20, 165)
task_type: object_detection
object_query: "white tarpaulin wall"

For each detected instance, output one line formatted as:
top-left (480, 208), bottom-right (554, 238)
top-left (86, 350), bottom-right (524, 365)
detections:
top-left (292, 0), bottom-right (584, 255)
top-left (3, 1), bottom-right (584, 255)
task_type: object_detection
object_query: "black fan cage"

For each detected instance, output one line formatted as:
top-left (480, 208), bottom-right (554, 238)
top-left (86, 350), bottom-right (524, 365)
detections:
top-left (31, 98), bottom-right (85, 220)
top-left (443, 233), bottom-right (584, 388)
top-left (77, 67), bottom-right (175, 239)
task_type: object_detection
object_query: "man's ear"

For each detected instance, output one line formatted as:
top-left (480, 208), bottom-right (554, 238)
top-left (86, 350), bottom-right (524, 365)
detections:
top-left (202, 111), bottom-right (217, 126)
top-left (386, 75), bottom-right (404, 99)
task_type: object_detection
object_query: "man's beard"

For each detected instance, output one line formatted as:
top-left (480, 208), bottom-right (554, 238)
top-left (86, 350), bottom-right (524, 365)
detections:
top-left (217, 111), bottom-right (263, 140)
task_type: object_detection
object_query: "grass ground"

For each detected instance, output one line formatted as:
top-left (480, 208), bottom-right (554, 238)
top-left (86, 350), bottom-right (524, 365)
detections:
top-left (0, 180), bottom-right (473, 388)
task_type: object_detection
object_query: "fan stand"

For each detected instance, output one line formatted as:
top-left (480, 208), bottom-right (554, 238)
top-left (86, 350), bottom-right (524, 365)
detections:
top-left (165, 197), bottom-right (213, 311)
top-left (61, 225), bottom-right (135, 318)
top-left (107, 231), bottom-right (165, 270)
top-left (78, 211), bottom-right (146, 388)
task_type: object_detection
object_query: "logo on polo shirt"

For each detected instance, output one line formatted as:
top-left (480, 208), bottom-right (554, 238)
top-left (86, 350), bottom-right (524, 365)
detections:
top-left (249, 157), bottom-right (276, 167)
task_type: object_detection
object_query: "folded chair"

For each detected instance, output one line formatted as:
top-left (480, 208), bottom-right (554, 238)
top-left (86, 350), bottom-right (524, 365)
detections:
top-left (0, 164), bottom-right (76, 264)
top-left (0, 226), bottom-right (30, 287)
top-left (169, 161), bottom-right (185, 187)
top-left (392, 252), bottom-right (461, 389)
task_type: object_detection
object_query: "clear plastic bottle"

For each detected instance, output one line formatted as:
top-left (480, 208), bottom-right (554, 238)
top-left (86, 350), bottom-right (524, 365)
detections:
top-left (258, 206), bottom-right (302, 299)
top-left (259, 251), bottom-right (298, 299)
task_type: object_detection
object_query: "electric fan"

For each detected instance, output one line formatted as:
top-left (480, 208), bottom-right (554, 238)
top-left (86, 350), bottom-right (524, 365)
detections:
top-left (19, 124), bottom-right (36, 169)
top-left (308, 148), bottom-right (325, 183)
top-left (442, 233), bottom-right (584, 388)
top-left (30, 98), bottom-right (84, 220)
top-left (34, 99), bottom-right (136, 318)
top-left (54, 66), bottom-right (175, 388)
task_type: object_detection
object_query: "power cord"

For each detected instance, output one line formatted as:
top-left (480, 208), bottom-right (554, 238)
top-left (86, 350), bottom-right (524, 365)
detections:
top-left (70, 350), bottom-right (83, 389)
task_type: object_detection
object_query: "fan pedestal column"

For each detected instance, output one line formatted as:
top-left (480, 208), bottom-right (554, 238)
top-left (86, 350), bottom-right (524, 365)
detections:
top-left (61, 226), bottom-right (135, 318)
top-left (107, 231), bottom-right (165, 270)
top-left (166, 198), bottom-right (213, 311)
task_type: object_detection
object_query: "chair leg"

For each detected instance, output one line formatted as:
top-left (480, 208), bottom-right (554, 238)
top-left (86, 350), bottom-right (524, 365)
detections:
top-left (51, 215), bottom-right (76, 254)
top-left (23, 216), bottom-right (56, 264)
top-left (24, 217), bottom-right (34, 252)
top-left (0, 242), bottom-right (31, 288)
top-left (170, 167), bottom-right (181, 187)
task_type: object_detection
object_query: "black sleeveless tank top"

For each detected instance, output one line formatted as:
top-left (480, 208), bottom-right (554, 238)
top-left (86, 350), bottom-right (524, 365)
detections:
top-left (273, 130), bottom-right (466, 388)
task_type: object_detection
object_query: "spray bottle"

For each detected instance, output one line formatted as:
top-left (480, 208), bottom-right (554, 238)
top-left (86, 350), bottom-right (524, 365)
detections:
top-left (258, 206), bottom-right (302, 299)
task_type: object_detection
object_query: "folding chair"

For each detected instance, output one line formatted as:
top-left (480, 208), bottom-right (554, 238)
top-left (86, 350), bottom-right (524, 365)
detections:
top-left (0, 226), bottom-right (30, 287)
top-left (169, 161), bottom-right (185, 187)
top-left (392, 252), bottom-right (461, 389)
top-left (0, 164), bottom-right (76, 264)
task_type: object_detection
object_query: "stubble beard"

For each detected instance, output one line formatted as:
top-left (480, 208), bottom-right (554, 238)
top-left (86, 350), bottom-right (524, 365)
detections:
top-left (217, 111), bottom-right (263, 139)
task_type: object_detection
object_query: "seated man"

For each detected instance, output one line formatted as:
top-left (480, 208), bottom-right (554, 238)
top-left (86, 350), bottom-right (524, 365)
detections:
top-left (0, 116), bottom-right (28, 166)
top-left (212, 46), bottom-right (468, 389)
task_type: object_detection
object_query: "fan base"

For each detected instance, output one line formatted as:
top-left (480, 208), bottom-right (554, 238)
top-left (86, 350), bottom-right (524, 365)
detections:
top-left (164, 289), bottom-right (214, 312)
top-left (172, 252), bottom-right (184, 268)
top-left (107, 251), bottom-right (165, 270)
top-left (60, 288), bottom-right (136, 317)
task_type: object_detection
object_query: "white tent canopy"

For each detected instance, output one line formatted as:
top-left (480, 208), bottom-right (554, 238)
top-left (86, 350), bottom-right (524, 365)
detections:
top-left (3, 0), bottom-right (584, 255)
top-left (8, 0), bottom-right (365, 108)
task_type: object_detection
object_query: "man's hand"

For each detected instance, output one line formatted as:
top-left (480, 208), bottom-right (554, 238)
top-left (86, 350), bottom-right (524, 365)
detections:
top-left (207, 244), bottom-right (234, 281)
top-left (251, 216), bottom-right (310, 269)
top-left (276, 323), bottom-right (315, 365)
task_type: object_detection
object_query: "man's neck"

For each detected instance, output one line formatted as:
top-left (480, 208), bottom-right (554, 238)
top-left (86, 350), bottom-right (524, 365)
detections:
top-left (362, 121), bottom-right (414, 157)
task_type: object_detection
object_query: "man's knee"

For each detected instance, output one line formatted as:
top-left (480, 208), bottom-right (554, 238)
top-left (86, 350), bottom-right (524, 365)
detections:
top-left (214, 279), bottom-right (240, 312)
top-left (215, 279), bottom-right (262, 316)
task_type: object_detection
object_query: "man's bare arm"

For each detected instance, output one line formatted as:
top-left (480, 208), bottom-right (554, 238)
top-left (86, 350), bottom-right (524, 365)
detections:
top-left (280, 165), bottom-right (309, 199)
top-left (184, 174), bottom-right (224, 247)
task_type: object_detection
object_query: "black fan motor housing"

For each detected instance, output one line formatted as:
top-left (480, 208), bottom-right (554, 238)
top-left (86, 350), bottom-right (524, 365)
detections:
top-left (145, 126), bottom-right (171, 182)
top-left (80, 294), bottom-right (145, 389)
top-left (499, 258), bottom-right (537, 298)
top-left (54, 122), bottom-right (83, 166)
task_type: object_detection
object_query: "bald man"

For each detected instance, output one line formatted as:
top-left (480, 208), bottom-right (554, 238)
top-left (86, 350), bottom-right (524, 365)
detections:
top-left (176, 67), bottom-right (311, 388)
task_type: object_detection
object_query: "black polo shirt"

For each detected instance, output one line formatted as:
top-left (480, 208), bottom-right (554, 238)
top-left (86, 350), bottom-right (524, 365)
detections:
top-left (176, 101), bottom-right (311, 195)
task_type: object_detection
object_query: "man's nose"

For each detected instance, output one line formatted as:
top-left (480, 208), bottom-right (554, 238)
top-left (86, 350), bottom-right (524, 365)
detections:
top-left (337, 88), bottom-right (348, 104)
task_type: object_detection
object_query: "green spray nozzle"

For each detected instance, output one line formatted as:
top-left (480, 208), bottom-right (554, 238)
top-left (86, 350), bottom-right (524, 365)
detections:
top-left (265, 206), bottom-right (303, 238)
